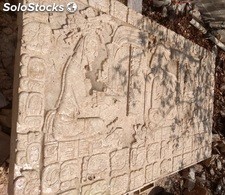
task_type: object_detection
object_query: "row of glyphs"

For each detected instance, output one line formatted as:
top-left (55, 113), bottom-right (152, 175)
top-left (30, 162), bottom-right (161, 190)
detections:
top-left (13, 11), bottom-right (48, 194)
top-left (41, 143), bottom-right (210, 194)
top-left (14, 55), bottom-right (45, 194)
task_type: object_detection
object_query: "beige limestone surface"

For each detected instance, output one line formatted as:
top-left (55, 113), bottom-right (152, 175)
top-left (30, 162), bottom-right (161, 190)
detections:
top-left (9, 0), bottom-right (216, 194)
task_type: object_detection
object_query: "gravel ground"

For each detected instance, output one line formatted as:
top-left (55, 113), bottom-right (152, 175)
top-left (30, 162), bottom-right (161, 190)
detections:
top-left (0, 162), bottom-right (9, 195)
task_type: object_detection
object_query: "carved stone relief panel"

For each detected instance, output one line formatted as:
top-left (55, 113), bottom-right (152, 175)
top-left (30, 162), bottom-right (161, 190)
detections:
top-left (10, 0), bottom-right (215, 194)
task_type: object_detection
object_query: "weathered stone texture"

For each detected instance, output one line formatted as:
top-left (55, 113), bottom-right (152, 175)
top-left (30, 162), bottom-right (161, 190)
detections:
top-left (10, 0), bottom-right (215, 194)
top-left (128, 0), bottom-right (142, 13)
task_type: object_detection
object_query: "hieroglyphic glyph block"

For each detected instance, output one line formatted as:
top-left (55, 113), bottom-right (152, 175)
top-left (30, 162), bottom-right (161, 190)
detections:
top-left (9, 0), bottom-right (215, 194)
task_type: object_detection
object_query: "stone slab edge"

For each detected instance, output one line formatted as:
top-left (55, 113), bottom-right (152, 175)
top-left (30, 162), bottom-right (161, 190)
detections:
top-left (8, 0), bottom-right (216, 194)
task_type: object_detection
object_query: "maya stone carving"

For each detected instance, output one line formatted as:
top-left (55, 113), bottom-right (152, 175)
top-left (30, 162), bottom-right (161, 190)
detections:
top-left (10, 0), bottom-right (215, 194)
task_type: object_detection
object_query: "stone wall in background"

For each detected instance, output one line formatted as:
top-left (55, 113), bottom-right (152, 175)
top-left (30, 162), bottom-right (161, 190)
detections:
top-left (9, 0), bottom-right (216, 194)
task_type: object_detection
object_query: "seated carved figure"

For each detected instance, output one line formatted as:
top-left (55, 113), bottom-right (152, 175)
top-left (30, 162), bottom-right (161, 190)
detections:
top-left (44, 19), bottom-right (145, 147)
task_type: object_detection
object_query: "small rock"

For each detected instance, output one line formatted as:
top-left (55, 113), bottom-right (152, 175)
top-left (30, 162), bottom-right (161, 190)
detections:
top-left (162, 7), bottom-right (168, 17)
top-left (210, 168), bottom-right (215, 176)
top-left (189, 168), bottom-right (196, 181)
top-left (168, 4), bottom-right (176, 12)
top-left (176, 4), bottom-right (186, 14)
top-left (220, 84), bottom-right (225, 91)
top-left (212, 134), bottom-right (221, 142)
top-left (196, 175), bottom-right (205, 184)
top-left (222, 177), bottom-right (225, 185)
top-left (194, 164), bottom-right (203, 173)
top-left (212, 45), bottom-right (218, 56)
top-left (217, 159), bottom-right (222, 170)
top-left (190, 7), bottom-right (202, 20)
top-left (216, 185), bottom-right (222, 194)
top-left (187, 180), bottom-right (196, 191)
top-left (152, 0), bottom-right (171, 7)
top-left (201, 172), bottom-right (206, 181)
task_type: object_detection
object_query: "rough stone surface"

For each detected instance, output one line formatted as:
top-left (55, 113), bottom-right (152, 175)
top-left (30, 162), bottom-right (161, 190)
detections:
top-left (128, 0), bottom-right (142, 13)
top-left (9, 0), bottom-right (216, 194)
